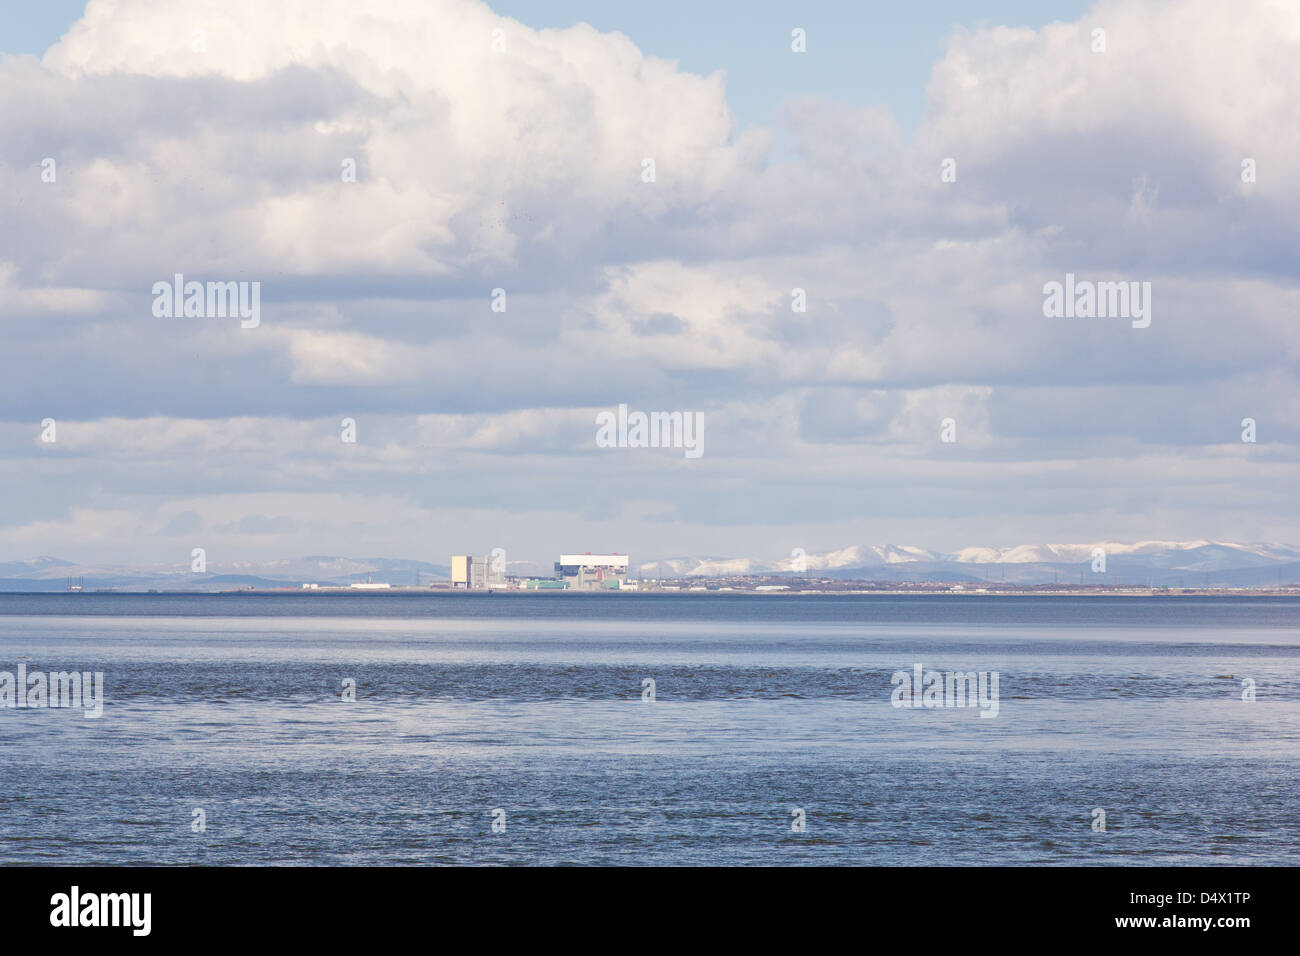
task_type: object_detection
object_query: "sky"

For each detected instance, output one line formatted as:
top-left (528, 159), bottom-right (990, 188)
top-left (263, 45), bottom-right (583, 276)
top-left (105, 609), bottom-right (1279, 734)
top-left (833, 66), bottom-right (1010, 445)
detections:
top-left (0, 0), bottom-right (1296, 570)
top-left (2, 1), bottom-right (1092, 129)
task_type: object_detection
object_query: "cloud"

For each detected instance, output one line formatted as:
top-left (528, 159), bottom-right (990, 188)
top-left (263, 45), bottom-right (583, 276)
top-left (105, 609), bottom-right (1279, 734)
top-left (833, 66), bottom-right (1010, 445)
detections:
top-left (1, 0), bottom-right (1298, 563)
top-left (156, 510), bottom-right (202, 535)
top-left (214, 513), bottom-right (300, 535)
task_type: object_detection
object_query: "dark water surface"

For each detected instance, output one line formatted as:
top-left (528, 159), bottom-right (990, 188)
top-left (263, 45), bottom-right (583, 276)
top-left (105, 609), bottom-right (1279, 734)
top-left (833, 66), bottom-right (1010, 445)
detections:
top-left (1, 593), bottom-right (1296, 865)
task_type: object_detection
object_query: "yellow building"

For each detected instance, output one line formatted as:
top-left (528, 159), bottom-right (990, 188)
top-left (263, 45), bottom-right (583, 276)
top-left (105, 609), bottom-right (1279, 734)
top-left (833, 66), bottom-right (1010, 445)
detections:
top-left (451, 555), bottom-right (469, 588)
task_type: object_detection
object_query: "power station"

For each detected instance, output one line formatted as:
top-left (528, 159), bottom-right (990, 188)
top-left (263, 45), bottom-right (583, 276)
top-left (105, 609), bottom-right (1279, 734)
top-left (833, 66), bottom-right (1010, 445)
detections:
top-left (449, 554), bottom-right (506, 589)
top-left (448, 552), bottom-right (631, 589)
top-left (554, 554), bottom-right (629, 590)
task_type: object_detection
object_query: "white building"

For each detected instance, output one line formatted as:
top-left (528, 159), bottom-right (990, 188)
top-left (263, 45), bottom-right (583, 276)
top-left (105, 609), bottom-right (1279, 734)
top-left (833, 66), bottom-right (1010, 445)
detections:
top-left (555, 554), bottom-right (629, 589)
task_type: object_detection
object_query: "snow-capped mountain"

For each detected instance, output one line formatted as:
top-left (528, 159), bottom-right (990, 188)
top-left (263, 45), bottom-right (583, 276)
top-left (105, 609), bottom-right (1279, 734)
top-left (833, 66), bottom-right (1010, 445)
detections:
top-left (642, 545), bottom-right (945, 577)
top-left (637, 541), bottom-right (1300, 585)
top-left (946, 541), bottom-right (1300, 567)
top-left (0, 556), bottom-right (76, 575)
top-left (2, 541), bottom-right (1298, 590)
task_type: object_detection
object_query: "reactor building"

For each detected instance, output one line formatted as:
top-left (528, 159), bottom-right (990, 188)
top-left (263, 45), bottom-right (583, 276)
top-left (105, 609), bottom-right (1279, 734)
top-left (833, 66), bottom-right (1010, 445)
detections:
top-left (554, 553), bottom-right (629, 590)
top-left (450, 554), bottom-right (507, 589)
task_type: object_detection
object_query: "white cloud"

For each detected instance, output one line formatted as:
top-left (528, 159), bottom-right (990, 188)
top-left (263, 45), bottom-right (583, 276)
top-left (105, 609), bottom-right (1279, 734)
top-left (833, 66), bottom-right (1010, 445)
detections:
top-left (1, 0), bottom-right (1298, 562)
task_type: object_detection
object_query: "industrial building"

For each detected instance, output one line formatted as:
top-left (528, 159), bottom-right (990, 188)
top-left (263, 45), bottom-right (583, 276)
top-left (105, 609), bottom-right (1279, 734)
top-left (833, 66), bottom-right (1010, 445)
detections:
top-left (554, 553), bottom-right (629, 590)
top-left (450, 554), bottom-right (506, 589)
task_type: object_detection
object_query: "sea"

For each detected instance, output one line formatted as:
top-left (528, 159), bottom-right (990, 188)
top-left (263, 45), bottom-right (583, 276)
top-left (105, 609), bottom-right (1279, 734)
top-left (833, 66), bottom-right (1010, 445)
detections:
top-left (0, 592), bottom-right (1296, 865)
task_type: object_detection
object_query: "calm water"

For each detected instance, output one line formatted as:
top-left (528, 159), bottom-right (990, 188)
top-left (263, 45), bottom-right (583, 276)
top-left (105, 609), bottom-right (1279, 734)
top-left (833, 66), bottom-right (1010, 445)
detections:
top-left (1, 593), bottom-right (1297, 865)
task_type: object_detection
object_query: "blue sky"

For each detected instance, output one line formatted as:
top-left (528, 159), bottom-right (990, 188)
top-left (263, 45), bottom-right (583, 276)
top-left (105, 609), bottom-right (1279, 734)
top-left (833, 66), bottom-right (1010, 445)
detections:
top-left (0, 0), bottom-right (1296, 570)
top-left (4, 0), bottom-right (1090, 129)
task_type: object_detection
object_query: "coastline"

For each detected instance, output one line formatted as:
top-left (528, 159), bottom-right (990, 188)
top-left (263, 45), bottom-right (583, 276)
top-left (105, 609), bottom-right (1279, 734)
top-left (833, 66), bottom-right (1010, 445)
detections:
top-left (6, 587), bottom-right (1298, 597)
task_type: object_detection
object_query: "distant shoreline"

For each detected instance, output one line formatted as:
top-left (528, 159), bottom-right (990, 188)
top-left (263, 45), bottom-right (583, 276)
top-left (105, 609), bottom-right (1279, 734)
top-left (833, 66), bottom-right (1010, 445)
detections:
top-left (5, 587), bottom-right (1298, 598)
